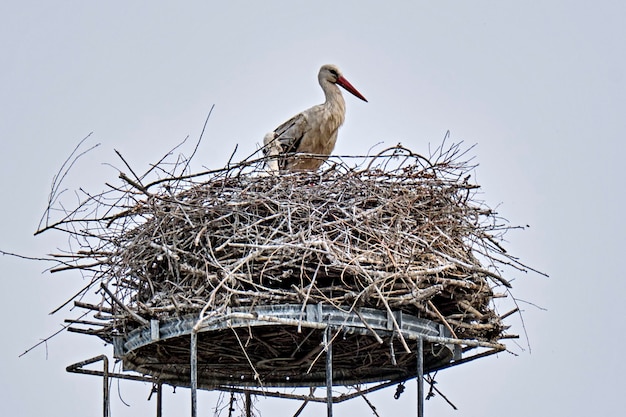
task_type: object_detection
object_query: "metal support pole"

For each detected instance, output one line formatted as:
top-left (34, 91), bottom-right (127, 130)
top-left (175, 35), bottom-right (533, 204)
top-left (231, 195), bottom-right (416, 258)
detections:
top-left (103, 356), bottom-right (110, 417)
top-left (245, 390), bottom-right (252, 417)
top-left (191, 331), bottom-right (198, 417)
top-left (325, 326), bottom-right (333, 417)
top-left (156, 382), bottom-right (163, 417)
top-left (417, 337), bottom-right (424, 417)
top-left (65, 356), bottom-right (111, 417)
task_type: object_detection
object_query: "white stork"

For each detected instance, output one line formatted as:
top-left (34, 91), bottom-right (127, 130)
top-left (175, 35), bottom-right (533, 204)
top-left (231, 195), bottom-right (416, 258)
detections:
top-left (263, 64), bottom-right (367, 172)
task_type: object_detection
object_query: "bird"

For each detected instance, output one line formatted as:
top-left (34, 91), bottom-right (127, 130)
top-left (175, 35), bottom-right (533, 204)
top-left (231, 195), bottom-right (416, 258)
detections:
top-left (263, 64), bottom-right (367, 172)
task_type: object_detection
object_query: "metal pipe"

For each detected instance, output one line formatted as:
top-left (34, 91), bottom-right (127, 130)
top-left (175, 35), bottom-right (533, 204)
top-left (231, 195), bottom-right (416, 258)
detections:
top-left (65, 356), bottom-right (111, 417)
top-left (103, 355), bottom-right (110, 417)
top-left (325, 326), bottom-right (333, 417)
top-left (156, 382), bottom-right (162, 417)
top-left (245, 390), bottom-right (252, 417)
top-left (191, 331), bottom-right (198, 417)
top-left (417, 337), bottom-right (424, 417)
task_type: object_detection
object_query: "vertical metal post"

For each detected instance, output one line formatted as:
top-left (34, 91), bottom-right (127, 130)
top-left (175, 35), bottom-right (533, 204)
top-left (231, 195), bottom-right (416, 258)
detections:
top-left (245, 390), bottom-right (252, 417)
top-left (325, 326), bottom-right (333, 417)
top-left (156, 382), bottom-right (163, 417)
top-left (191, 331), bottom-right (198, 417)
top-left (417, 337), bottom-right (424, 417)
top-left (102, 356), bottom-right (110, 417)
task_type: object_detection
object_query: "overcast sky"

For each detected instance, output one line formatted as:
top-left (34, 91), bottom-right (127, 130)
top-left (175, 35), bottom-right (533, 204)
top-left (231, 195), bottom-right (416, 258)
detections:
top-left (1, 1), bottom-right (624, 416)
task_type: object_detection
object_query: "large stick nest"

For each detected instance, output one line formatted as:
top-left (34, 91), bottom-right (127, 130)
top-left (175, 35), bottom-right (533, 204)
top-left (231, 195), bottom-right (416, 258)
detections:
top-left (43, 141), bottom-right (527, 346)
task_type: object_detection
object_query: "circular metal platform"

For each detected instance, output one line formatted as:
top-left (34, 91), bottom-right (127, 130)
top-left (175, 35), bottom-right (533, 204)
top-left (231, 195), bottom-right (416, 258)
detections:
top-left (113, 304), bottom-right (458, 388)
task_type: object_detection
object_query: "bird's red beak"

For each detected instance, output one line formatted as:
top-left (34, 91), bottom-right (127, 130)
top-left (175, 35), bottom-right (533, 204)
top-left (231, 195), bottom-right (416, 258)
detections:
top-left (336, 76), bottom-right (368, 102)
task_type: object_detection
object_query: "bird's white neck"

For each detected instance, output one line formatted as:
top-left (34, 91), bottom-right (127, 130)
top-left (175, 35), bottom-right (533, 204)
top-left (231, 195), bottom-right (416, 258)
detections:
top-left (321, 80), bottom-right (346, 117)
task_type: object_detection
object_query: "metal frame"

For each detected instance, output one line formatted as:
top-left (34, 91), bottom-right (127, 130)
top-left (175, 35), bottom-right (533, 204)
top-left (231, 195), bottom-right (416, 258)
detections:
top-left (67, 355), bottom-right (110, 417)
top-left (68, 345), bottom-right (501, 417)
top-left (68, 304), bottom-right (506, 417)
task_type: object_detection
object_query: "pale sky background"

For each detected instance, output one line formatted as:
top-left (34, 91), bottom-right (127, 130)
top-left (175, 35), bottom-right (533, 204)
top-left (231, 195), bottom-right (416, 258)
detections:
top-left (1, 1), bottom-right (624, 416)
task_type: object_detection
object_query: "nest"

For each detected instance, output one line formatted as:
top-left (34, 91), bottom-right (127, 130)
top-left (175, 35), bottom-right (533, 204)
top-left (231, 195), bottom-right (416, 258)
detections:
top-left (43, 141), bottom-right (525, 350)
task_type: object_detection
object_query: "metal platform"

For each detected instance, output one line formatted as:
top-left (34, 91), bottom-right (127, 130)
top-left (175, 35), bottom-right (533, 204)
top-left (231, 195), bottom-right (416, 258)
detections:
top-left (113, 304), bottom-right (458, 388)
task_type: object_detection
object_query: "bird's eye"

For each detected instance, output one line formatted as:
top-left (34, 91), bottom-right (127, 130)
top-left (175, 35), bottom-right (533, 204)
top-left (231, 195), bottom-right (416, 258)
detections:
top-left (329, 69), bottom-right (338, 76)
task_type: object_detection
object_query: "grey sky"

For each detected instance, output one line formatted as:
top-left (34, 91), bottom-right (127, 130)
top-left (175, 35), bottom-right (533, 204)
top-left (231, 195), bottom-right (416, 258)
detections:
top-left (1, 1), bottom-right (624, 416)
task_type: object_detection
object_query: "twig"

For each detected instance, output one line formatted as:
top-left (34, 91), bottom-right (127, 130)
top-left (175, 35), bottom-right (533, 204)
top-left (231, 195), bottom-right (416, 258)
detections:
top-left (428, 300), bottom-right (458, 339)
top-left (100, 283), bottom-right (149, 326)
top-left (181, 104), bottom-right (215, 175)
top-left (360, 392), bottom-right (381, 417)
top-left (231, 327), bottom-right (262, 385)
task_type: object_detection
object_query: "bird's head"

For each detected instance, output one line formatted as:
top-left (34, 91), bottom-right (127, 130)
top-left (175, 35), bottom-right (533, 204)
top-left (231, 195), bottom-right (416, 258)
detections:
top-left (319, 64), bottom-right (368, 102)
